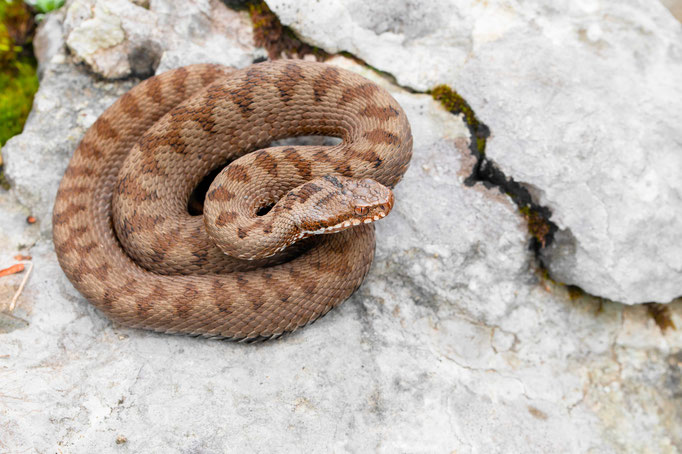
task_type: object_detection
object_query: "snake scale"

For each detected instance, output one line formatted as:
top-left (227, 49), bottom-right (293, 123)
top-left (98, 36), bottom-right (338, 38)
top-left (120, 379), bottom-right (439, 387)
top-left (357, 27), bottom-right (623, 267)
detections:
top-left (53, 60), bottom-right (413, 340)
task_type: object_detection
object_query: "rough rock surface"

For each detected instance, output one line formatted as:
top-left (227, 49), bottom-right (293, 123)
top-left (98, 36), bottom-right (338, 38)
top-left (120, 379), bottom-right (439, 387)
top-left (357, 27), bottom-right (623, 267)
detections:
top-left (0, 1), bottom-right (681, 452)
top-left (267, 0), bottom-right (682, 304)
top-left (63, 0), bottom-right (259, 78)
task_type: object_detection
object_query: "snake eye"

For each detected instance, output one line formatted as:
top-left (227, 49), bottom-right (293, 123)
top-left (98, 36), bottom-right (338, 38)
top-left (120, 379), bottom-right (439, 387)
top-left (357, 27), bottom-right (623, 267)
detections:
top-left (355, 206), bottom-right (369, 216)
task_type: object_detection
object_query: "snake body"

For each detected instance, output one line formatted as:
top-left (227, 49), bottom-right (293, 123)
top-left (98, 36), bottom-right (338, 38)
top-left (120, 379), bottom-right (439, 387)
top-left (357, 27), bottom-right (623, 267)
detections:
top-left (53, 60), bottom-right (412, 340)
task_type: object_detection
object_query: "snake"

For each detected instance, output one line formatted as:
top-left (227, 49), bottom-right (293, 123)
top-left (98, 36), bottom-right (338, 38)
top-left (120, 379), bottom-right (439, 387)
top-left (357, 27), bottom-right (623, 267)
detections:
top-left (52, 60), bottom-right (413, 340)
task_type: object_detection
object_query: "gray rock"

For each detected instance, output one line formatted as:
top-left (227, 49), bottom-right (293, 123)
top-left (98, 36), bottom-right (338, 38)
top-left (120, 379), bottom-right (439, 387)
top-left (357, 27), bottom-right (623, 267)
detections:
top-left (64, 0), bottom-right (257, 78)
top-left (0, 3), bottom-right (681, 453)
top-left (267, 0), bottom-right (682, 304)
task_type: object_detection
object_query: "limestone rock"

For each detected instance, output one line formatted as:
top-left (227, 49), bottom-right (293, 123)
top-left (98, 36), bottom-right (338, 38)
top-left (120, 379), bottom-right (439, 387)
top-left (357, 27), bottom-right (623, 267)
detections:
top-left (0, 3), bottom-right (680, 452)
top-left (267, 0), bottom-right (682, 304)
top-left (63, 0), bottom-right (257, 78)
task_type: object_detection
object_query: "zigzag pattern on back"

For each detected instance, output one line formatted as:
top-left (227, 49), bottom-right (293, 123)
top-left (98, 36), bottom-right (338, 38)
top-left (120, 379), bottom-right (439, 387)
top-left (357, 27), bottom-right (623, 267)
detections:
top-left (53, 60), bottom-right (413, 340)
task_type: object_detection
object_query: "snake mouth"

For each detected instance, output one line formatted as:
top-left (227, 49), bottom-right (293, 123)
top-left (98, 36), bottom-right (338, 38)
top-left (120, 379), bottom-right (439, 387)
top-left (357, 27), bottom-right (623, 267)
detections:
top-left (301, 211), bottom-right (389, 236)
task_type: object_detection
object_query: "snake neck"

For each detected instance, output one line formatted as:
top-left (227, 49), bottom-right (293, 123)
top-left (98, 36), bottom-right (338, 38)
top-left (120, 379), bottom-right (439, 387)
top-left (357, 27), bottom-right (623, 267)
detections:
top-left (203, 162), bottom-right (394, 261)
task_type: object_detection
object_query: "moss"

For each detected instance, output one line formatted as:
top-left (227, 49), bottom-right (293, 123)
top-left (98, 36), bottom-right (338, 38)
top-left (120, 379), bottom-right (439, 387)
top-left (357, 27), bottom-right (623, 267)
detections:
top-left (566, 285), bottom-right (584, 301)
top-left (0, 57), bottom-right (38, 147)
top-left (0, 0), bottom-right (39, 189)
top-left (0, 166), bottom-right (9, 190)
top-left (431, 84), bottom-right (479, 126)
top-left (247, 1), bottom-right (328, 61)
top-left (0, 2), bottom-right (39, 141)
top-left (475, 136), bottom-right (486, 155)
top-left (30, 0), bottom-right (65, 14)
top-left (519, 205), bottom-right (552, 248)
top-left (430, 84), bottom-right (488, 158)
top-left (646, 303), bottom-right (676, 332)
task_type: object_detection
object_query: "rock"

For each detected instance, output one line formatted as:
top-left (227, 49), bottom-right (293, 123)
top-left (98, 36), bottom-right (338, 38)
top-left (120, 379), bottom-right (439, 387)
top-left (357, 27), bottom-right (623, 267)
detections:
top-left (0, 2), bottom-right (681, 452)
top-left (267, 0), bottom-right (682, 304)
top-left (64, 0), bottom-right (257, 78)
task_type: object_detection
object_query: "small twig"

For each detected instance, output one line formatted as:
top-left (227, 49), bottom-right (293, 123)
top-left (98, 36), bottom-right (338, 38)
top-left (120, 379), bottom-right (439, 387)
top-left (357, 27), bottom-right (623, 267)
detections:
top-left (9, 261), bottom-right (33, 312)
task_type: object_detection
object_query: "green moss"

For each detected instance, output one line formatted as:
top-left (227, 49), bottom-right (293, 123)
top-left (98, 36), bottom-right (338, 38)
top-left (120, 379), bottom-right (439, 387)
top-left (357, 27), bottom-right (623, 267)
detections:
top-left (431, 84), bottom-right (479, 129)
top-left (0, 57), bottom-right (38, 147)
top-left (29, 0), bottom-right (65, 14)
top-left (430, 84), bottom-right (487, 157)
top-left (476, 136), bottom-right (486, 155)
top-left (0, 0), bottom-right (39, 189)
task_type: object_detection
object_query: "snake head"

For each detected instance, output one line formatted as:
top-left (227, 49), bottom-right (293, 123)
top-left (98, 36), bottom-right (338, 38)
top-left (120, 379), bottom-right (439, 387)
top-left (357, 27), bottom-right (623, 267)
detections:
top-left (294, 175), bottom-right (394, 236)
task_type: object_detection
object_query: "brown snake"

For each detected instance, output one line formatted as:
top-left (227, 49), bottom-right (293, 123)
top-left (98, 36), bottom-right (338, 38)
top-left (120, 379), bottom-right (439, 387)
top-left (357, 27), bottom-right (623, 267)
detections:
top-left (52, 60), bottom-right (413, 340)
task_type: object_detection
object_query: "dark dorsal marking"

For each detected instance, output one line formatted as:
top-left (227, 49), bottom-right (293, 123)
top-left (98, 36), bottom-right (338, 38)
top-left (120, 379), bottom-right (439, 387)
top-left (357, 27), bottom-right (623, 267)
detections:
top-left (138, 127), bottom-right (187, 155)
top-left (64, 165), bottom-right (96, 178)
top-left (215, 211), bottom-right (238, 227)
top-left (283, 148), bottom-right (312, 179)
top-left (119, 92), bottom-right (142, 119)
top-left (253, 150), bottom-right (278, 177)
top-left (56, 185), bottom-right (89, 197)
top-left (340, 83), bottom-right (378, 105)
top-left (199, 64), bottom-right (225, 86)
top-left (228, 67), bottom-right (267, 117)
top-left (147, 76), bottom-right (164, 104)
top-left (78, 140), bottom-right (103, 160)
top-left (170, 66), bottom-right (189, 94)
top-left (275, 62), bottom-right (305, 103)
top-left (174, 284), bottom-right (199, 317)
top-left (296, 182), bottom-right (323, 204)
top-left (313, 66), bottom-right (341, 102)
top-left (53, 204), bottom-right (86, 225)
top-left (323, 175), bottom-right (344, 189)
top-left (361, 105), bottom-right (400, 121)
top-left (120, 212), bottom-right (163, 234)
top-left (363, 129), bottom-right (399, 145)
top-left (206, 186), bottom-right (235, 202)
top-left (115, 174), bottom-right (159, 203)
top-left (224, 164), bottom-right (251, 183)
top-left (140, 152), bottom-right (166, 176)
top-left (94, 117), bottom-right (119, 141)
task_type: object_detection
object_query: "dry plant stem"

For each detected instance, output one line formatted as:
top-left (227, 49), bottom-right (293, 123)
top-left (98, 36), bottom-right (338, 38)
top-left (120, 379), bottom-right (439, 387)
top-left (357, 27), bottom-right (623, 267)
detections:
top-left (8, 261), bottom-right (32, 312)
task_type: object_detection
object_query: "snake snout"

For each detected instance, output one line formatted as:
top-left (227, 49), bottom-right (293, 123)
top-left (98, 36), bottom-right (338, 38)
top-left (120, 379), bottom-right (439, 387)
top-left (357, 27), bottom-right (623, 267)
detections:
top-left (295, 175), bottom-right (394, 236)
top-left (351, 179), bottom-right (394, 221)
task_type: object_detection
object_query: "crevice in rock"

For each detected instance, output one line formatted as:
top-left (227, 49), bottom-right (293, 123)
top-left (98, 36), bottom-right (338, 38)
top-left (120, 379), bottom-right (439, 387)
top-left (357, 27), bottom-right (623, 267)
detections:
top-left (233, 1), bottom-right (559, 256)
top-left (128, 40), bottom-right (162, 78)
top-left (429, 84), bottom-right (557, 254)
top-left (235, 0), bottom-right (329, 61)
top-left (646, 303), bottom-right (676, 332)
top-left (230, 0), bottom-right (680, 327)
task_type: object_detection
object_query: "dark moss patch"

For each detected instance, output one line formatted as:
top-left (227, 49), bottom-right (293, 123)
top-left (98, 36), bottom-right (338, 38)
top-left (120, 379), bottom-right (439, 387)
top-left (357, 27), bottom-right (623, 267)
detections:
top-left (0, 167), bottom-right (9, 190)
top-left (432, 85), bottom-right (479, 130)
top-left (430, 84), bottom-right (487, 156)
top-left (519, 205), bottom-right (553, 249)
top-left (247, 1), bottom-right (328, 61)
top-left (566, 285), bottom-right (584, 301)
top-left (646, 303), bottom-right (676, 332)
top-left (0, 57), bottom-right (38, 146)
top-left (0, 0), bottom-right (39, 190)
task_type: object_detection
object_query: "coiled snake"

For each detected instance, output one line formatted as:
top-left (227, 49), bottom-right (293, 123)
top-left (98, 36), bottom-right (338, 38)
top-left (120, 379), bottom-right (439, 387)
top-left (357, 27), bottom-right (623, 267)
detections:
top-left (53, 60), bottom-right (413, 340)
